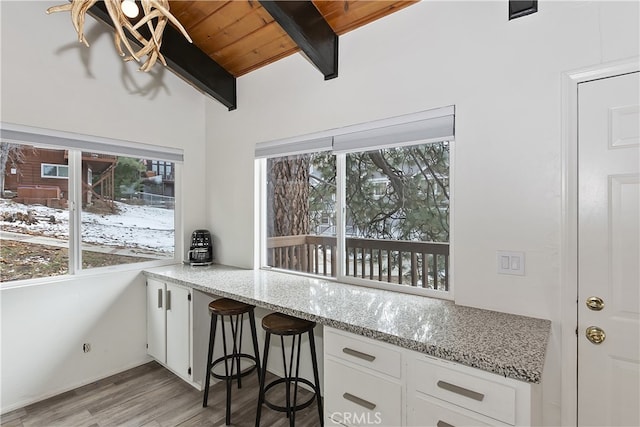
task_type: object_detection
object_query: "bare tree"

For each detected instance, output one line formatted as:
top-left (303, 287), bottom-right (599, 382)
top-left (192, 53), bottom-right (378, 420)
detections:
top-left (0, 142), bottom-right (27, 198)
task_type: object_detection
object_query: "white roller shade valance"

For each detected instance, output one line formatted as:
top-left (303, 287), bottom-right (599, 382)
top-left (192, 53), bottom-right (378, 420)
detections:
top-left (0, 122), bottom-right (184, 162)
top-left (333, 109), bottom-right (454, 153)
top-left (254, 134), bottom-right (333, 159)
top-left (254, 105), bottom-right (454, 158)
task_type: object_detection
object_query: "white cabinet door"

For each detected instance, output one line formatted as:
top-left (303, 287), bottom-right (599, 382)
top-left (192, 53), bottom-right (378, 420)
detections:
top-left (166, 283), bottom-right (191, 378)
top-left (146, 278), bottom-right (166, 362)
top-left (146, 279), bottom-right (192, 382)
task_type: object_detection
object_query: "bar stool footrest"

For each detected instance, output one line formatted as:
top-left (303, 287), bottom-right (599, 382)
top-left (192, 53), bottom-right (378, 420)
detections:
top-left (210, 353), bottom-right (259, 381)
top-left (263, 377), bottom-right (317, 413)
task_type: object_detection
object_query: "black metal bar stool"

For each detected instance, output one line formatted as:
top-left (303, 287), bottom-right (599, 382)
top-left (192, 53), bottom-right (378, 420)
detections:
top-left (203, 298), bottom-right (261, 425)
top-left (255, 312), bottom-right (323, 427)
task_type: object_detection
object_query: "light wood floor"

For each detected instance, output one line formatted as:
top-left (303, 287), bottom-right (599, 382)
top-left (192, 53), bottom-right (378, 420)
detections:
top-left (1, 361), bottom-right (322, 427)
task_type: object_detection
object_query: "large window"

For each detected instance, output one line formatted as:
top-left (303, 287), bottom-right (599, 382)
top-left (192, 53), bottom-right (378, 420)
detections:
top-left (0, 125), bottom-right (182, 284)
top-left (258, 107), bottom-right (454, 297)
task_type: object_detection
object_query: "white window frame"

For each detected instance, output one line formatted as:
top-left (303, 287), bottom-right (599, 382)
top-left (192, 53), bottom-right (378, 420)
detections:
top-left (255, 106), bottom-right (455, 300)
top-left (41, 163), bottom-right (69, 179)
top-left (0, 122), bottom-right (184, 287)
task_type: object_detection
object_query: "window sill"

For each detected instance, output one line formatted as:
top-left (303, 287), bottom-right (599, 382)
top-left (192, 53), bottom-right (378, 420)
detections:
top-left (0, 258), bottom-right (179, 290)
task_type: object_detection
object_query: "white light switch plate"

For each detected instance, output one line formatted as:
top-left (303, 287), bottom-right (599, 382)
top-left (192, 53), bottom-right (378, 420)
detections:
top-left (497, 251), bottom-right (525, 276)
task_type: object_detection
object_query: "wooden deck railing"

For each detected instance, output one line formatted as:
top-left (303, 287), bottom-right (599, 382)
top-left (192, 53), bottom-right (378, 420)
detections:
top-left (267, 235), bottom-right (449, 291)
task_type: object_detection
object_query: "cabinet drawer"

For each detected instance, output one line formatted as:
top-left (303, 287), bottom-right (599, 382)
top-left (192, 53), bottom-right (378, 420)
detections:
top-left (408, 393), bottom-right (508, 427)
top-left (412, 358), bottom-right (516, 425)
top-left (324, 328), bottom-right (401, 378)
top-left (325, 359), bottom-right (402, 427)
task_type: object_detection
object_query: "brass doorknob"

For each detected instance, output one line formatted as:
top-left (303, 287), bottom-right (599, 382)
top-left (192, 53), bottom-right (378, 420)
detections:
top-left (586, 326), bottom-right (606, 344)
top-left (586, 296), bottom-right (605, 311)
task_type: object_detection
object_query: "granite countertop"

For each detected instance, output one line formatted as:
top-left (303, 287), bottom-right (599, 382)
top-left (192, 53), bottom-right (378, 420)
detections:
top-left (143, 263), bottom-right (551, 384)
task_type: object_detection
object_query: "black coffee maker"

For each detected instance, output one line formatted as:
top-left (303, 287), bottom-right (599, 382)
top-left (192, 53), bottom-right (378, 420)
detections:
top-left (187, 229), bottom-right (213, 266)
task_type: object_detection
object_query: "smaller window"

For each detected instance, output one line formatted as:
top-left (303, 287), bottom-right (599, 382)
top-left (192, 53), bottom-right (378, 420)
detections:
top-left (81, 154), bottom-right (176, 270)
top-left (41, 163), bottom-right (69, 179)
top-left (150, 160), bottom-right (174, 181)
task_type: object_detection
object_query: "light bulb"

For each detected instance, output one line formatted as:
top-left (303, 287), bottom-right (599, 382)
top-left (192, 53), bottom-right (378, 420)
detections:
top-left (121, 0), bottom-right (139, 18)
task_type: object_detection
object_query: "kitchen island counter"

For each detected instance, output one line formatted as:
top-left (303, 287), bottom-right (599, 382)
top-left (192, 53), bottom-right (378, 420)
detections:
top-left (143, 263), bottom-right (550, 384)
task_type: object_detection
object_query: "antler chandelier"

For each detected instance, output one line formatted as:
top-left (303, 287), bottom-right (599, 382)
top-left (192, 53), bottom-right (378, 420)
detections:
top-left (46, 0), bottom-right (192, 72)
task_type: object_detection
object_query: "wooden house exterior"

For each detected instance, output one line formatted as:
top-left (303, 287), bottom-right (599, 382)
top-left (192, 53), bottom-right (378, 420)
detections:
top-left (3, 146), bottom-right (117, 208)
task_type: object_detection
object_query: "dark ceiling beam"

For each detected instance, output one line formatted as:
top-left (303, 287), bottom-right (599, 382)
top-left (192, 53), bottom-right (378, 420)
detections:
top-left (88, 2), bottom-right (237, 110)
top-left (259, 0), bottom-right (338, 80)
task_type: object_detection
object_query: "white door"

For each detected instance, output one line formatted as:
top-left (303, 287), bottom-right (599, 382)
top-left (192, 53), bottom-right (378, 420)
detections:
top-left (578, 71), bottom-right (640, 426)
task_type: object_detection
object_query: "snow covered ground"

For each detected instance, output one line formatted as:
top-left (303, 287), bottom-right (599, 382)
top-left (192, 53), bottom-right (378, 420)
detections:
top-left (0, 199), bottom-right (174, 254)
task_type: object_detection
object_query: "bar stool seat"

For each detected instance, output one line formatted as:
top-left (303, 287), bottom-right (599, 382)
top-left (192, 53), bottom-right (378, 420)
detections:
top-left (256, 312), bottom-right (323, 427)
top-left (262, 313), bottom-right (315, 335)
top-left (203, 298), bottom-right (261, 426)
top-left (211, 298), bottom-right (256, 316)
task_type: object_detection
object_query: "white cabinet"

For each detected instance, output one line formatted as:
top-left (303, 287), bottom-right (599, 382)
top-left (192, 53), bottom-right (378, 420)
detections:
top-left (146, 278), bottom-right (192, 383)
top-left (408, 394), bottom-right (500, 427)
top-left (324, 327), bottom-right (403, 427)
top-left (406, 354), bottom-right (540, 426)
top-left (324, 327), bottom-right (541, 427)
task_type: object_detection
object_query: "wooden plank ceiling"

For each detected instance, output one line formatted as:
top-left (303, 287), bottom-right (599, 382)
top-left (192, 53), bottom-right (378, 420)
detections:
top-left (169, 0), bottom-right (416, 78)
top-left (87, 1), bottom-right (416, 109)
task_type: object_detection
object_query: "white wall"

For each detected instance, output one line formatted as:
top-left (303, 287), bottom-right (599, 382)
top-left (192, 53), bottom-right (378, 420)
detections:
top-left (204, 1), bottom-right (639, 425)
top-left (0, 0), bottom-right (207, 412)
top-left (0, 272), bottom-right (146, 411)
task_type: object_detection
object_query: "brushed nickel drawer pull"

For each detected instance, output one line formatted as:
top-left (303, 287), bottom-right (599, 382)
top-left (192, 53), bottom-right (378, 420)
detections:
top-left (166, 290), bottom-right (172, 311)
top-left (437, 421), bottom-right (455, 427)
top-left (437, 380), bottom-right (485, 402)
top-left (157, 289), bottom-right (163, 308)
top-left (342, 347), bottom-right (376, 362)
top-left (343, 393), bottom-right (377, 410)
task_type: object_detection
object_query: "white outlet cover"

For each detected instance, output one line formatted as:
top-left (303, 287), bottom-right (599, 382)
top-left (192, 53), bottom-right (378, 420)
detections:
top-left (497, 251), bottom-right (525, 276)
